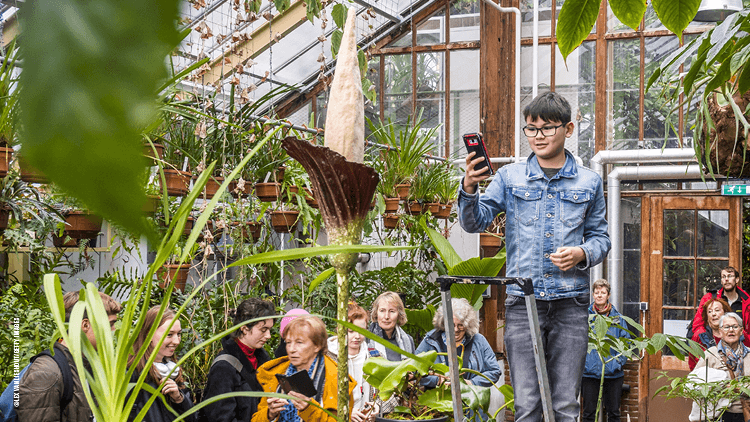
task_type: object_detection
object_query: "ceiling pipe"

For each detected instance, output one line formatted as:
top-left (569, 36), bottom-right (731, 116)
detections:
top-left (607, 163), bottom-right (706, 312)
top-left (532, 0), bottom-right (538, 98)
top-left (589, 148), bottom-right (698, 284)
top-left (481, 0), bottom-right (521, 163)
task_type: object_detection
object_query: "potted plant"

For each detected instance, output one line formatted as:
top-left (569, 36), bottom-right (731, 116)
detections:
top-left (52, 210), bottom-right (104, 248)
top-left (157, 242), bottom-right (197, 292)
top-left (252, 132), bottom-right (289, 202)
top-left (0, 41), bottom-right (19, 179)
top-left (433, 162), bottom-right (459, 219)
top-left (406, 164), bottom-right (442, 216)
top-left (371, 153), bottom-right (400, 213)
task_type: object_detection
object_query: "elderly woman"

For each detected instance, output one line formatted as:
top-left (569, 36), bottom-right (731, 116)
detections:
top-left (252, 315), bottom-right (354, 422)
top-left (414, 298), bottom-right (501, 387)
top-left (581, 279), bottom-right (631, 422)
top-left (689, 297), bottom-right (732, 370)
top-left (201, 298), bottom-right (276, 422)
top-left (368, 292), bottom-right (415, 361)
top-left (695, 312), bottom-right (750, 422)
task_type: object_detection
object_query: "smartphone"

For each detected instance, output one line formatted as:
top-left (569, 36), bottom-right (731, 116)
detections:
top-left (462, 132), bottom-right (493, 176)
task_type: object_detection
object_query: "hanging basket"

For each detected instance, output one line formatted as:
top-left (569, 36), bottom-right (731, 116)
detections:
top-left (395, 183), bottom-right (411, 200)
top-left (201, 176), bottom-right (225, 199)
top-left (157, 263), bottom-right (191, 292)
top-left (53, 211), bottom-right (103, 247)
top-left (376, 416), bottom-right (448, 422)
top-left (384, 197), bottom-right (400, 213)
top-left (433, 203), bottom-right (453, 219)
top-left (18, 156), bottom-right (48, 184)
top-left (406, 201), bottom-right (429, 215)
top-left (480, 233), bottom-right (503, 258)
top-left (0, 146), bottom-right (12, 179)
top-left (228, 180), bottom-right (252, 198)
top-left (0, 207), bottom-right (10, 232)
top-left (270, 210), bottom-right (299, 233)
top-left (303, 187), bottom-right (319, 209)
top-left (143, 143), bottom-right (165, 164)
top-left (162, 169), bottom-right (191, 197)
top-left (382, 213), bottom-right (400, 230)
top-left (255, 182), bottom-right (282, 202)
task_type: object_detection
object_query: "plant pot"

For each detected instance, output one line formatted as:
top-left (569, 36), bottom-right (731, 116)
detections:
top-left (18, 156), bottom-right (48, 184)
top-left (255, 182), bottom-right (282, 202)
top-left (384, 197), bottom-right (400, 213)
top-left (406, 201), bottom-right (429, 215)
top-left (0, 207), bottom-right (10, 232)
top-left (0, 146), bottom-right (12, 178)
top-left (480, 232), bottom-right (504, 258)
top-left (228, 179), bottom-right (252, 198)
top-left (143, 143), bottom-right (165, 163)
top-left (433, 202), bottom-right (453, 219)
top-left (270, 210), bottom-right (299, 233)
top-left (201, 176), bottom-right (225, 199)
top-left (235, 221), bottom-right (263, 242)
top-left (303, 187), bottom-right (319, 209)
top-left (375, 416), bottom-right (448, 422)
top-left (382, 213), bottom-right (400, 230)
top-left (276, 166), bottom-right (286, 183)
top-left (53, 211), bottom-right (103, 247)
top-left (282, 185), bottom-right (300, 202)
top-left (162, 169), bottom-right (191, 197)
top-left (157, 263), bottom-right (191, 292)
top-left (395, 183), bottom-right (411, 200)
top-left (183, 216), bottom-right (195, 237)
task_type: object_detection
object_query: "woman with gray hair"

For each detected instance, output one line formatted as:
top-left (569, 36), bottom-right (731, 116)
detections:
top-left (414, 298), bottom-right (501, 388)
top-left (695, 312), bottom-right (750, 422)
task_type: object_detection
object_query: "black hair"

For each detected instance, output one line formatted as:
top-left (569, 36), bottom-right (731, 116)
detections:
top-left (228, 298), bottom-right (276, 339)
top-left (522, 91), bottom-right (572, 125)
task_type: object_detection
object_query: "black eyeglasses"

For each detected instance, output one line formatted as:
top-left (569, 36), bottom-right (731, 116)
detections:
top-left (523, 124), bottom-right (564, 138)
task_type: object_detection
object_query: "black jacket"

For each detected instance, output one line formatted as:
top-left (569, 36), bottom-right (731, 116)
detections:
top-left (128, 370), bottom-right (195, 422)
top-left (200, 337), bottom-right (271, 422)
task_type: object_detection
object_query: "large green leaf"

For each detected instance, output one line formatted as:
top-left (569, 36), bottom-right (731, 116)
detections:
top-left (449, 254), bottom-right (506, 277)
top-left (308, 267), bottom-right (335, 294)
top-left (556, 0), bottom-right (602, 62)
top-left (229, 244), bottom-right (414, 266)
top-left (460, 382), bottom-right (491, 413)
top-left (363, 352), bottom-right (438, 399)
top-left (405, 305), bottom-right (437, 333)
top-left (422, 222), bottom-right (462, 270)
top-left (609, 0), bottom-right (647, 31)
top-left (20, 0), bottom-right (182, 239)
top-left (651, 0), bottom-right (702, 42)
top-left (417, 387), bottom-right (453, 412)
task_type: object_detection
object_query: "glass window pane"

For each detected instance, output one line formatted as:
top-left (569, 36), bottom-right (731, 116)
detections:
top-left (664, 210), bottom-right (694, 257)
top-left (417, 8), bottom-right (445, 46)
top-left (449, 49), bottom-right (480, 158)
top-left (521, 0), bottom-right (552, 38)
top-left (415, 52), bottom-right (445, 154)
top-left (449, 0), bottom-right (479, 42)
top-left (387, 31), bottom-right (412, 48)
top-left (555, 40), bottom-right (595, 166)
top-left (365, 55), bottom-right (381, 117)
top-left (606, 4), bottom-right (635, 33)
top-left (663, 259), bottom-right (694, 306)
top-left (383, 54), bottom-right (413, 124)
top-left (608, 39), bottom-right (641, 150)
top-left (644, 3), bottom-right (666, 31)
top-left (520, 44), bottom-right (552, 157)
top-left (697, 259), bottom-right (729, 296)
top-left (644, 36), bottom-right (680, 149)
top-left (697, 210), bottom-right (729, 257)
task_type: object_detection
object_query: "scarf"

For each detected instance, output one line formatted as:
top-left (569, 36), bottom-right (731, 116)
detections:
top-left (277, 354), bottom-right (325, 422)
top-left (718, 340), bottom-right (749, 378)
top-left (368, 323), bottom-right (413, 359)
top-left (154, 361), bottom-right (179, 380)
top-left (235, 338), bottom-right (258, 369)
top-left (593, 302), bottom-right (612, 315)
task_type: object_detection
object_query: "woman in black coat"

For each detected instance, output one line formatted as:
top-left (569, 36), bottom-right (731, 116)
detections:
top-left (200, 298), bottom-right (276, 422)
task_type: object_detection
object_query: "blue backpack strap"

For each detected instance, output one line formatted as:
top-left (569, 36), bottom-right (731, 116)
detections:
top-left (31, 349), bottom-right (74, 415)
top-left (367, 347), bottom-right (381, 358)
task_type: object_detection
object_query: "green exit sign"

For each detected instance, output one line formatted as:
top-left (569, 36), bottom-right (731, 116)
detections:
top-left (722, 185), bottom-right (750, 195)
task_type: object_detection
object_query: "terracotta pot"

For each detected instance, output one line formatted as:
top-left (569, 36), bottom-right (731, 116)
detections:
top-left (384, 197), bottom-right (400, 213)
top-left (255, 182), bottom-right (282, 202)
top-left (406, 201), bottom-right (429, 215)
top-left (228, 180), bottom-right (252, 198)
top-left (480, 232), bottom-right (504, 257)
top-left (202, 176), bottom-right (225, 199)
top-left (163, 169), bottom-right (191, 197)
top-left (182, 216), bottom-right (195, 237)
top-left (143, 143), bottom-right (165, 163)
top-left (157, 263), bottom-right (191, 292)
top-left (0, 207), bottom-right (10, 232)
top-left (53, 211), bottom-right (103, 247)
top-left (382, 213), bottom-right (400, 230)
top-left (18, 156), bottom-right (48, 184)
top-left (303, 187), bottom-right (319, 209)
top-left (395, 183), bottom-right (411, 200)
top-left (282, 185), bottom-right (300, 202)
top-left (0, 146), bottom-right (12, 179)
top-left (433, 202), bottom-right (453, 219)
top-left (376, 416), bottom-right (448, 422)
top-left (276, 166), bottom-right (286, 183)
top-left (270, 210), bottom-right (299, 233)
top-left (243, 221), bottom-right (263, 242)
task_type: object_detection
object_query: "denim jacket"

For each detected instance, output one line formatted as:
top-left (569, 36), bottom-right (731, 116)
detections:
top-left (458, 150), bottom-right (610, 299)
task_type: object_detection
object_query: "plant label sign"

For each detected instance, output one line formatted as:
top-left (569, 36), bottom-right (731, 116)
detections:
top-left (722, 185), bottom-right (750, 195)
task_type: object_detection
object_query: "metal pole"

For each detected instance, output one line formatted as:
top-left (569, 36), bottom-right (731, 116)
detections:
top-left (441, 289), bottom-right (464, 422)
top-left (523, 293), bottom-right (555, 422)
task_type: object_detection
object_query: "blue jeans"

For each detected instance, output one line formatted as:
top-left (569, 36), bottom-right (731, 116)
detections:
top-left (505, 295), bottom-right (589, 422)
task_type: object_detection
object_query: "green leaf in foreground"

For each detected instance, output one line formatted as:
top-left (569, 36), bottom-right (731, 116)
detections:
top-left (20, 0), bottom-right (182, 239)
top-left (556, 0), bottom-right (601, 62)
top-left (230, 244), bottom-right (415, 266)
top-left (609, 0), bottom-right (647, 31)
top-left (652, 0), bottom-right (702, 42)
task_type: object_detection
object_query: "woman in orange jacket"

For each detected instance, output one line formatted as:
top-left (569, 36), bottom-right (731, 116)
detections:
top-left (252, 315), bottom-right (354, 422)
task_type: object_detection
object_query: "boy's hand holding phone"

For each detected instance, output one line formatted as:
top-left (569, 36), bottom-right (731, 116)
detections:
top-left (464, 152), bottom-right (492, 194)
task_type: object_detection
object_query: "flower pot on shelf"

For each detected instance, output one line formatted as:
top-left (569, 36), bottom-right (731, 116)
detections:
top-left (270, 210), bottom-right (299, 233)
top-left (382, 213), bottom-right (400, 230)
top-left (395, 183), bottom-right (411, 200)
top-left (433, 203), bottom-right (453, 219)
top-left (479, 232), bottom-right (503, 258)
top-left (201, 176), bottom-right (225, 199)
top-left (53, 211), bottom-right (103, 247)
top-left (18, 156), bottom-right (48, 184)
top-left (255, 182), bottom-right (282, 202)
top-left (303, 187), bottom-right (319, 209)
top-left (0, 146), bottom-right (12, 179)
top-left (157, 263), bottom-right (191, 292)
top-left (162, 169), bottom-right (191, 197)
top-left (384, 197), bottom-right (399, 213)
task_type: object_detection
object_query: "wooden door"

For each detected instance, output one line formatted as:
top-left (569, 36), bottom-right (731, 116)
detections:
top-left (641, 194), bottom-right (741, 420)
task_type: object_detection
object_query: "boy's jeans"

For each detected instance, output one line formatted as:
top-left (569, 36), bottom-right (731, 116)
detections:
top-left (505, 294), bottom-right (589, 422)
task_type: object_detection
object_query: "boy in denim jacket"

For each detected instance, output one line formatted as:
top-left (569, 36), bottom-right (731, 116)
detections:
top-left (458, 91), bottom-right (610, 422)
